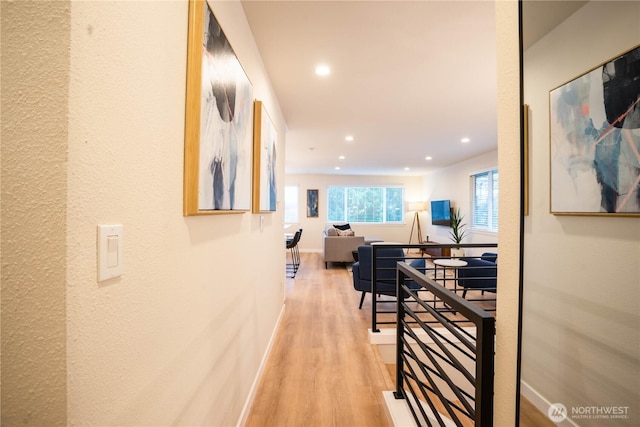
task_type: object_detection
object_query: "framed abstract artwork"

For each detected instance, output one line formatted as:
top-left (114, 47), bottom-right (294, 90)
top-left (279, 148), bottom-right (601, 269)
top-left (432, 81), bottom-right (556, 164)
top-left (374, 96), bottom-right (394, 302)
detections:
top-left (523, 104), bottom-right (530, 216)
top-left (183, 0), bottom-right (254, 215)
top-left (252, 101), bottom-right (277, 213)
top-left (549, 43), bottom-right (640, 216)
top-left (307, 189), bottom-right (319, 218)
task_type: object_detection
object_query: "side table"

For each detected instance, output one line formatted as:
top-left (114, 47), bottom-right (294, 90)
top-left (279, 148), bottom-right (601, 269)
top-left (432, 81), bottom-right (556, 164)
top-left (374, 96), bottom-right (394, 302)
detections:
top-left (433, 258), bottom-right (468, 292)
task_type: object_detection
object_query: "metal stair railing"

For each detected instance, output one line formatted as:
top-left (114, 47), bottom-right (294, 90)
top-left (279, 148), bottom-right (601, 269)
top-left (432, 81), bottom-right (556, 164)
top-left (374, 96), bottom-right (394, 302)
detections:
top-left (393, 261), bottom-right (496, 426)
top-left (370, 243), bottom-right (497, 333)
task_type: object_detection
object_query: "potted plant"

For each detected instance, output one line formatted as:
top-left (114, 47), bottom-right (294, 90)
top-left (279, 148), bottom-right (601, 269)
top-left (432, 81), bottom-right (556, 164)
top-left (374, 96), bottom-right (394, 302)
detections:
top-left (449, 208), bottom-right (467, 258)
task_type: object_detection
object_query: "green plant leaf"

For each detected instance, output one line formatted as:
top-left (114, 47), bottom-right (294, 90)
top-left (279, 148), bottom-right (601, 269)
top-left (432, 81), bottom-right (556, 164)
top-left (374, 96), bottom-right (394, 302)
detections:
top-left (449, 207), bottom-right (467, 244)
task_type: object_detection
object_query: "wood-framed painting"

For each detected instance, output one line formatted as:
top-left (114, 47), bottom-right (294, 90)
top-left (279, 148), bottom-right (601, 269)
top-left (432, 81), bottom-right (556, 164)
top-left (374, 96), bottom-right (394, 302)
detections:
top-left (523, 104), bottom-right (529, 216)
top-left (549, 43), bottom-right (640, 216)
top-left (252, 101), bottom-right (277, 213)
top-left (307, 189), bottom-right (319, 218)
top-left (183, 0), bottom-right (254, 216)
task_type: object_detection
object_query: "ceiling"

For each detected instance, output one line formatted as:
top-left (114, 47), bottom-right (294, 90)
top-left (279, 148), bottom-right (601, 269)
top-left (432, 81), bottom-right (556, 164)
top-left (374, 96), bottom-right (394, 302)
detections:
top-left (241, 1), bottom-right (586, 176)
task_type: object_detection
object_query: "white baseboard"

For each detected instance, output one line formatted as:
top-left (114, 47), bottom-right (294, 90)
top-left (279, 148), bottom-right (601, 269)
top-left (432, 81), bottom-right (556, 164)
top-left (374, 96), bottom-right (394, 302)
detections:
top-left (520, 380), bottom-right (580, 427)
top-left (383, 390), bottom-right (417, 427)
top-left (369, 326), bottom-right (477, 345)
top-left (237, 304), bottom-right (286, 427)
top-left (383, 390), bottom-right (456, 427)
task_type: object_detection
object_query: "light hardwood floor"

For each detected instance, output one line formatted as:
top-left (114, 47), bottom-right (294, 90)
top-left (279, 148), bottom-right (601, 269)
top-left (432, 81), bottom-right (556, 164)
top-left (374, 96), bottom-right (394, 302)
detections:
top-left (519, 396), bottom-right (556, 427)
top-left (245, 251), bottom-right (539, 426)
top-left (245, 252), bottom-right (394, 426)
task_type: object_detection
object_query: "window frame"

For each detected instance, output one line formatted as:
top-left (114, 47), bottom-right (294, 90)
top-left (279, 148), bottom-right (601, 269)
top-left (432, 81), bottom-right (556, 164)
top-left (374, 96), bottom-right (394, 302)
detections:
top-left (470, 168), bottom-right (499, 233)
top-left (284, 184), bottom-right (299, 224)
top-left (326, 185), bottom-right (405, 224)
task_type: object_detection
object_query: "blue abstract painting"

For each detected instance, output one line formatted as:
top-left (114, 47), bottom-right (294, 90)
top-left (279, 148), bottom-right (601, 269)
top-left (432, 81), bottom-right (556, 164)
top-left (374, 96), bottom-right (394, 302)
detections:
top-left (550, 44), bottom-right (640, 215)
top-left (253, 101), bottom-right (277, 213)
top-left (198, 2), bottom-right (253, 211)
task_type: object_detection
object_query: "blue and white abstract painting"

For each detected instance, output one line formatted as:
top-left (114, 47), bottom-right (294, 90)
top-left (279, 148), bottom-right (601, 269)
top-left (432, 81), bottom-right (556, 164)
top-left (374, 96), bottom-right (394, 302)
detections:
top-left (550, 44), bottom-right (640, 215)
top-left (198, 3), bottom-right (253, 211)
top-left (254, 101), bottom-right (277, 212)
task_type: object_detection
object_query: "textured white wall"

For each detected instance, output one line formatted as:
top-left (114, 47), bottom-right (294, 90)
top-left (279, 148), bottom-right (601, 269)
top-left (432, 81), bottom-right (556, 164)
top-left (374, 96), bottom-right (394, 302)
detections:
top-left (285, 174), bottom-right (423, 250)
top-left (522, 2), bottom-right (640, 425)
top-left (1, 1), bottom-right (284, 425)
top-left (494, 1), bottom-right (521, 425)
top-left (64, 1), bottom-right (286, 424)
top-left (1, 1), bottom-right (70, 425)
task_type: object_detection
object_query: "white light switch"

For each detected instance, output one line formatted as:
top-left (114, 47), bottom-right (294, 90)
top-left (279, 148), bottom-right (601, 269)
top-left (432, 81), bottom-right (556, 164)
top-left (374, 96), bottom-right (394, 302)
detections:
top-left (98, 224), bottom-right (123, 282)
top-left (107, 236), bottom-right (118, 267)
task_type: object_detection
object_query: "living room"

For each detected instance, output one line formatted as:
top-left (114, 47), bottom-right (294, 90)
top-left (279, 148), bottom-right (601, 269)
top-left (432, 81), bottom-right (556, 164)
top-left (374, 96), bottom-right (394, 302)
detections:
top-left (285, 149), bottom-right (499, 256)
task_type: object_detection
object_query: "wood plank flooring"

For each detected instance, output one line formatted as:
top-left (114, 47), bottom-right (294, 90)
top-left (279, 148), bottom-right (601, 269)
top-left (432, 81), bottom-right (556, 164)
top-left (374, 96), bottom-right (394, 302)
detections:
top-left (245, 251), bottom-right (541, 426)
top-left (244, 253), bottom-right (394, 427)
top-left (519, 395), bottom-right (556, 427)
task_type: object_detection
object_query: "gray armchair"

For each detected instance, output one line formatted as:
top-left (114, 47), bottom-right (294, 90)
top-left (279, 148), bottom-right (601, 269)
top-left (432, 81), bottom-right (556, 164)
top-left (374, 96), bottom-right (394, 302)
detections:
top-left (322, 224), bottom-right (364, 268)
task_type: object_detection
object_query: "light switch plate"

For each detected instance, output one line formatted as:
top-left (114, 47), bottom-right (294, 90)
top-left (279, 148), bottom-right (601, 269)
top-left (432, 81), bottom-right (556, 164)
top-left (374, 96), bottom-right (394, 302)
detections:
top-left (97, 224), bottom-right (123, 282)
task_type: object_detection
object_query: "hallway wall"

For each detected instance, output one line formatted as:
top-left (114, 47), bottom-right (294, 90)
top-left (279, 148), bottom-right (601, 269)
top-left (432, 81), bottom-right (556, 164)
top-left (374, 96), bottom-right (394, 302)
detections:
top-left (493, 2), bottom-right (521, 423)
top-left (522, 1), bottom-right (640, 424)
top-left (2, 1), bottom-right (287, 425)
top-left (1, 2), bottom-right (70, 424)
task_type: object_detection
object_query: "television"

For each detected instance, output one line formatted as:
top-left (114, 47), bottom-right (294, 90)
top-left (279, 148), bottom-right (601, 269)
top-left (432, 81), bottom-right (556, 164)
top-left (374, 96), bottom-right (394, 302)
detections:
top-left (430, 199), bottom-right (451, 226)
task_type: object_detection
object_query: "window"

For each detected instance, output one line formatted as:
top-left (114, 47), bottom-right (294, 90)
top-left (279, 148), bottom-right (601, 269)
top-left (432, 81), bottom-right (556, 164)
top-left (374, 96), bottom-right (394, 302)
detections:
top-left (284, 185), bottom-right (298, 223)
top-left (327, 186), bottom-right (404, 223)
top-left (471, 169), bottom-right (498, 231)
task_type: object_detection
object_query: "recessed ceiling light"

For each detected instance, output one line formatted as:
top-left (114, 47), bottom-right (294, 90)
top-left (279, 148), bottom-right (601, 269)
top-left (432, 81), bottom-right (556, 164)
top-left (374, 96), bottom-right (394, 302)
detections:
top-left (425, 156), bottom-right (432, 160)
top-left (345, 135), bottom-right (354, 142)
top-left (315, 64), bottom-right (331, 76)
top-left (461, 137), bottom-right (470, 143)
top-left (338, 155), bottom-right (345, 160)
top-left (335, 166), bottom-right (341, 170)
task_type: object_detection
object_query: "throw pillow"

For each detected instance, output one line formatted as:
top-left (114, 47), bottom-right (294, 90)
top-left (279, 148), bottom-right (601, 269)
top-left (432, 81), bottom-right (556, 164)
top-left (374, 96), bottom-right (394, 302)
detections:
top-left (333, 223), bottom-right (351, 230)
top-left (337, 229), bottom-right (355, 236)
top-left (326, 227), bottom-right (338, 236)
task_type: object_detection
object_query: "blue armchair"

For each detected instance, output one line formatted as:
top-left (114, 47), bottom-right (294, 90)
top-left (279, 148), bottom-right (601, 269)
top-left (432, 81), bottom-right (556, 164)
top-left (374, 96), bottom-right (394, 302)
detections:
top-left (352, 245), bottom-right (425, 309)
top-left (457, 252), bottom-right (497, 298)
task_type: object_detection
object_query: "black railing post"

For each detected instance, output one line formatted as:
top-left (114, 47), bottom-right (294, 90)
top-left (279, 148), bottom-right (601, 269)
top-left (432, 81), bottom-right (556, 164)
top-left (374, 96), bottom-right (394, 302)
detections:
top-left (394, 267), bottom-right (406, 399)
top-left (475, 317), bottom-right (496, 426)
top-left (371, 245), bottom-right (379, 332)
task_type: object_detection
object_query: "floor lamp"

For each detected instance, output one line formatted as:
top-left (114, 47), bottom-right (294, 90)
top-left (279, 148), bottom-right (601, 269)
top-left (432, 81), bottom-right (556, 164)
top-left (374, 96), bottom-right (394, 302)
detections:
top-left (408, 202), bottom-right (427, 245)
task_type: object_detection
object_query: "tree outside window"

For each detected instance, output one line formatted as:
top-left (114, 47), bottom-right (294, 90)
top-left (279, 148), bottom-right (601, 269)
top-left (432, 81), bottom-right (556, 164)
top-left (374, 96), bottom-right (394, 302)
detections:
top-left (328, 186), bottom-right (404, 224)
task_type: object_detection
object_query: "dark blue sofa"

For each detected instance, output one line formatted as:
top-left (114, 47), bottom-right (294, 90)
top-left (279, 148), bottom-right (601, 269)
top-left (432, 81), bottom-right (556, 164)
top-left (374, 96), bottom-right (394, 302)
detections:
top-left (352, 245), bottom-right (425, 309)
top-left (457, 252), bottom-right (498, 298)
